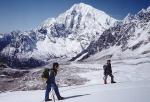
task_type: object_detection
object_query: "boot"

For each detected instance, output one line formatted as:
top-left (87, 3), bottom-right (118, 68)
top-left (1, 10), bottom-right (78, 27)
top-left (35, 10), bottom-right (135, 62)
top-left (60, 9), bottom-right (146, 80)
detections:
top-left (104, 79), bottom-right (107, 84)
top-left (58, 96), bottom-right (64, 100)
top-left (111, 79), bottom-right (116, 83)
top-left (111, 76), bottom-right (116, 83)
top-left (111, 81), bottom-right (116, 83)
top-left (45, 99), bottom-right (52, 101)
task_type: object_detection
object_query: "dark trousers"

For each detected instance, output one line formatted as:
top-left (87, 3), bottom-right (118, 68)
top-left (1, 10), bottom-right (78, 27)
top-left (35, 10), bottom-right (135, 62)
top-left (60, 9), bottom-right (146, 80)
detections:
top-left (45, 82), bottom-right (61, 100)
top-left (103, 73), bottom-right (114, 84)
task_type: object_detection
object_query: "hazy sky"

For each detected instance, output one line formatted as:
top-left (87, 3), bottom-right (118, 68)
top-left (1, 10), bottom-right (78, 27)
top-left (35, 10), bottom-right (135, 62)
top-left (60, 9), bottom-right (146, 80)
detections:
top-left (0, 0), bottom-right (149, 33)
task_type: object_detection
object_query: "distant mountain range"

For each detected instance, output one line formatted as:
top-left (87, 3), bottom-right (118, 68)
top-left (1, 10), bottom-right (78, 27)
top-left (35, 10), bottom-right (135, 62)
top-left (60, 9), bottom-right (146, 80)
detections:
top-left (0, 3), bottom-right (150, 68)
top-left (71, 6), bottom-right (150, 61)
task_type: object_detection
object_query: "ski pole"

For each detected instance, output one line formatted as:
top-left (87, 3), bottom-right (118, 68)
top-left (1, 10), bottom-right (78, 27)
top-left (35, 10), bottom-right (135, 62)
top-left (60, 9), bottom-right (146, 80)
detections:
top-left (51, 88), bottom-right (56, 102)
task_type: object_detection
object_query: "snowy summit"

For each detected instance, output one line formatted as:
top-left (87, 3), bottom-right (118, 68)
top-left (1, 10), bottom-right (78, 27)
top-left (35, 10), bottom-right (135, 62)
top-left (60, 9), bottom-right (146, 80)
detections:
top-left (0, 3), bottom-right (117, 67)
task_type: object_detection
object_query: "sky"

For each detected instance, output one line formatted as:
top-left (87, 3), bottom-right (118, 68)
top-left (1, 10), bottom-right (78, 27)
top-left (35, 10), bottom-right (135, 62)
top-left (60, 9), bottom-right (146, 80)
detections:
top-left (0, 0), bottom-right (150, 33)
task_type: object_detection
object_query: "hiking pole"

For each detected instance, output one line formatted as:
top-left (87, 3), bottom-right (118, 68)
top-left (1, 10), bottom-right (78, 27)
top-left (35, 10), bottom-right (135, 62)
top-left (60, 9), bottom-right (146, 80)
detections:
top-left (51, 88), bottom-right (56, 102)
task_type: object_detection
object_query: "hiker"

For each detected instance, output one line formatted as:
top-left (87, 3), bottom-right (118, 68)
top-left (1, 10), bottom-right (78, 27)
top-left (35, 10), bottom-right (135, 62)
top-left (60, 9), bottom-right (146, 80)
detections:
top-left (45, 62), bottom-right (64, 101)
top-left (103, 60), bottom-right (116, 84)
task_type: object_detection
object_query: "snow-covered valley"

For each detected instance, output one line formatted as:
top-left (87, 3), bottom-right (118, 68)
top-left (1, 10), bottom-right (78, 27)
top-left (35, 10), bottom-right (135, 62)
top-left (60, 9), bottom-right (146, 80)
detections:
top-left (1, 57), bottom-right (150, 102)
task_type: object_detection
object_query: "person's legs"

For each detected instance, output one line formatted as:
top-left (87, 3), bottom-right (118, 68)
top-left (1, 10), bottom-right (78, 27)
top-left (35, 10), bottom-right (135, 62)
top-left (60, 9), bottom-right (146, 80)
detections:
top-left (109, 74), bottom-right (116, 83)
top-left (51, 83), bottom-right (63, 100)
top-left (45, 83), bottom-right (51, 101)
top-left (103, 75), bottom-right (108, 84)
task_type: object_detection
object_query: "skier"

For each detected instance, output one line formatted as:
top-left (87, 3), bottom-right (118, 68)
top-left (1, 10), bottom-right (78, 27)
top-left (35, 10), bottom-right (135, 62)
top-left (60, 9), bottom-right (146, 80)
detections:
top-left (103, 60), bottom-right (116, 84)
top-left (45, 62), bottom-right (64, 101)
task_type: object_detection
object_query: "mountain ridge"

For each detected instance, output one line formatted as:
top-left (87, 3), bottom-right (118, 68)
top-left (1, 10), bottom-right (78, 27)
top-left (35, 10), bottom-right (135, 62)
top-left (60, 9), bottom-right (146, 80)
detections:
top-left (1, 3), bottom-right (149, 68)
top-left (0, 3), bottom-right (117, 68)
top-left (71, 5), bottom-right (150, 61)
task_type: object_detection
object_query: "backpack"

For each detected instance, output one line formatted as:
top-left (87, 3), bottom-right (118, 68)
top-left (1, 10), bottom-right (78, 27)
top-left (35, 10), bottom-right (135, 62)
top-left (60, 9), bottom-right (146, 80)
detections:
top-left (103, 65), bottom-right (107, 70)
top-left (42, 68), bottom-right (50, 79)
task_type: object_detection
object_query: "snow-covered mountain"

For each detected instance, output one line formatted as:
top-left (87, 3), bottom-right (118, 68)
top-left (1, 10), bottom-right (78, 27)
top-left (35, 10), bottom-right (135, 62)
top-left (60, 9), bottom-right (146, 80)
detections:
top-left (71, 6), bottom-right (150, 61)
top-left (1, 4), bottom-right (150, 101)
top-left (0, 3), bottom-right (117, 68)
top-left (34, 3), bottom-right (117, 58)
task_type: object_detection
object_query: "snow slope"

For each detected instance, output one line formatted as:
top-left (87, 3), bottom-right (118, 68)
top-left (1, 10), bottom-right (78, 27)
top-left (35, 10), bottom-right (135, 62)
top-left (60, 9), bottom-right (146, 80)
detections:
top-left (0, 80), bottom-right (150, 102)
top-left (1, 58), bottom-right (150, 102)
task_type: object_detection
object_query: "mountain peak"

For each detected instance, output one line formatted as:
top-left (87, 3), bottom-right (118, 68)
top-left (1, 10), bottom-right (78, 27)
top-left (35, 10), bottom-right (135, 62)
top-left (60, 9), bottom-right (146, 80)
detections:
top-left (138, 6), bottom-right (150, 14)
top-left (69, 3), bottom-right (106, 15)
top-left (41, 3), bottom-right (116, 29)
top-left (72, 3), bottom-right (93, 9)
top-left (123, 13), bottom-right (135, 23)
top-left (69, 3), bottom-right (93, 13)
top-left (147, 6), bottom-right (150, 12)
